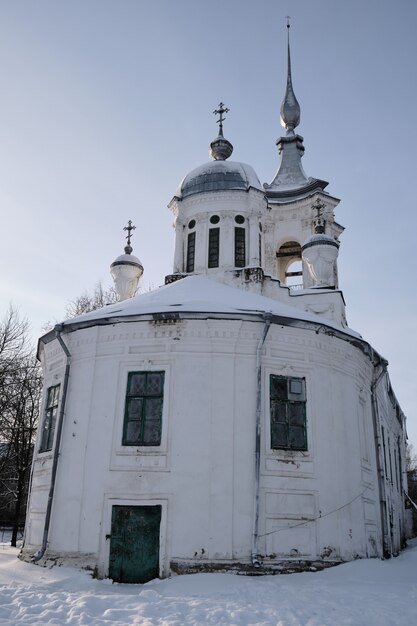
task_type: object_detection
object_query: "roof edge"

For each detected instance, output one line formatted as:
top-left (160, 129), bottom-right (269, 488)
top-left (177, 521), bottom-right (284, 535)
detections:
top-left (37, 309), bottom-right (383, 370)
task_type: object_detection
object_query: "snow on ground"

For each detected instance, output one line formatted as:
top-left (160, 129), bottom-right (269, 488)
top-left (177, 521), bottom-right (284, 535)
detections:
top-left (0, 540), bottom-right (416, 626)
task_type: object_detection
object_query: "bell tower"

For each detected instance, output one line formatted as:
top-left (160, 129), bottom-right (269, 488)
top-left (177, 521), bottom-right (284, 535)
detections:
top-left (263, 20), bottom-right (344, 291)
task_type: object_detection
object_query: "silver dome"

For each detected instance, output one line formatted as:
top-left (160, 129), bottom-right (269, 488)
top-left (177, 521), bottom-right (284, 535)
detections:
top-left (176, 160), bottom-right (262, 199)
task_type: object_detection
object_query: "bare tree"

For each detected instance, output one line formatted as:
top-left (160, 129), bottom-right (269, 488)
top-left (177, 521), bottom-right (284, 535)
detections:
top-left (65, 282), bottom-right (118, 318)
top-left (0, 307), bottom-right (41, 546)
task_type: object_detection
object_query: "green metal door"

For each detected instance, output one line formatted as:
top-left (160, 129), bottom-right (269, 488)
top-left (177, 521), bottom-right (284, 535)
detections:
top-left (109, 505), bottom-right (161, 583)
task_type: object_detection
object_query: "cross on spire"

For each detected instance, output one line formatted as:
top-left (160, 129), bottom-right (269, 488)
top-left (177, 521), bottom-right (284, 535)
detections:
top-left (123, 220), bottom-right (136, 254)
top-left (213, 102), bottom-right (230, 137)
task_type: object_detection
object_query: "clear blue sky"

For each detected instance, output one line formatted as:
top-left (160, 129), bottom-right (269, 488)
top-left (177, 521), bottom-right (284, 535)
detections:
top-left (0, 0), bottom-right (416, 446)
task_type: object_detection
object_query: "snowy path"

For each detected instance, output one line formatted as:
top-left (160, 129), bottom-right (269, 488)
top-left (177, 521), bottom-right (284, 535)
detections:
top-left (0, 542), bottom-right (416, 625)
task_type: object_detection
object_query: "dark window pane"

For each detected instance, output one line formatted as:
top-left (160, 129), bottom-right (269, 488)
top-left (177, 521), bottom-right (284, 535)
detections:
top-left (210, 215), bottom-right (220, 224)
top-left (146, 373), bottom-right (163, 396)
top-left (270, 376), bottom-right (288, 400)
top-left (271, 401), bottom-right (287, 423)
top-left (39, 385), bottom-right (60, 452)
top-left (235, 227), bottom-right (245, 267)
top-left (40, 416), bottom-right (51, 451)
top-left (271, 423), bottom-right (288, 448)
top-left (129, 373), bottom-right (146, 396)
top-left (186, 232), bottom-right (195, 273)
top-left (127, 398), bottom-right (143, 420)
top-left (288, 426), bottom-right (307, 450)
top-left (146, 397), bottom-right (163, 420)
top-left (47, 387), bottom-right (55, 408)
top-left (46, 390), bottom-right (53, 409)
top-left (143, 420), bottom-right (161, 445)
top-left (46, 384), bottom-right (59, 409)
top-left (208, 228), bottom-right (220, 268)
top-left (235, 215), bottom-right (245, 224)
top-left (289, 403), bottom-right (305, 426)
top-left (125, 420), bottom-right (142, 444)
top-left (46, 416), bottom-right (56, 450)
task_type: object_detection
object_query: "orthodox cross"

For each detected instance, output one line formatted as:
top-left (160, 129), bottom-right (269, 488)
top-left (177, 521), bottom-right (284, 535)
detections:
top-left (286, 15), bottom-right (291, 29)
top-left (213, 102), bottom-right (229, 135)
top-left (312, 198), bottom-right (326, 234)
top-left (312, 198), bottom-right (326, 220)
top-left (123, 220), bottom-right (136, 247)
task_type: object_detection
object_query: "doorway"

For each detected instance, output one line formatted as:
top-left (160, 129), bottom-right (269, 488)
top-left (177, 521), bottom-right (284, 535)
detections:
top-left (109, 505), bottom-right (161, 583)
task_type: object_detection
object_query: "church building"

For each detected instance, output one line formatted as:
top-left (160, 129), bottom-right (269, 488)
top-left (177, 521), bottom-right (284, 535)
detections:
top-left (22, 27), bottom-right (407, 583)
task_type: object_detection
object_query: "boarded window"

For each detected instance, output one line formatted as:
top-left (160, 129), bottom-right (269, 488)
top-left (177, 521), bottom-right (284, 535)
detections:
top-left (123, 372), bottom-right (164, 446)
top-left (208, 228), bottom-right (220, 268)
top-left (39, 384), bottom-right (60, 452)
top-left (270, 375), bottom-right (307, 451)
top-left (186, 231), bottom-right (195, 273)
top-left (234, 227), bottom-right (246, 267)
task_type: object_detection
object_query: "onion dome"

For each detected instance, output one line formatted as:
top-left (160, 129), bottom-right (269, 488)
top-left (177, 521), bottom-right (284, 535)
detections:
top-left (209, 102), bottom-right (234, 160)
top-left (110, 220), bottom-right (144, 301)
top-left (174, 102), bottom-right (262, 199)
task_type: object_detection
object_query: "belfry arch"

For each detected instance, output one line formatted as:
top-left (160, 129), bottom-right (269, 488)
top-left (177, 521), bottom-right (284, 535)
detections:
top-left (276, 241), bottom-right (302, 285)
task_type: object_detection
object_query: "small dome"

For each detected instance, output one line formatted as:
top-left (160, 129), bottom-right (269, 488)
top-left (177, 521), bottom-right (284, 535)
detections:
top-left (110, 253), bottom-right (143, 269)
top-left (302, 233), bottom-right (339, 251)
top-left (176, 160), bottom-right (262, 199)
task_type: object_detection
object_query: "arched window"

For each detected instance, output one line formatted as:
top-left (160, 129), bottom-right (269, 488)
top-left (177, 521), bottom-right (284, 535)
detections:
top-left (285, 260), bottom-right (302, 286)
top-left (276, 241), bottom-right (302, 286)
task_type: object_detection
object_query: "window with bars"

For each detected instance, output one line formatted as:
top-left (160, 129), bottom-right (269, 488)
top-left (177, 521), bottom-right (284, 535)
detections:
top-left (186, 231), bottom-right (195, 272)
top-left (123, 372), bottom-right (164, 446)
top-left (270, 375), bottom-right (307, 451)
top-left (234, 227), bottom-right (246, 267)
top-left (208, 228), bottom-right (220, 268)
top-left (39, 384), bottom-right (60, 452)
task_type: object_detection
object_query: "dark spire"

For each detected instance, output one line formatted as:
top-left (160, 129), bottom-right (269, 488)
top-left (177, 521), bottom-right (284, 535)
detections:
top-left (279, 17), bottom-right (301, 134)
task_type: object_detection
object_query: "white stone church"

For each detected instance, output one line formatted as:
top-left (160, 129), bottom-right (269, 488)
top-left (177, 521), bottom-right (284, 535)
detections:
top-left (22, 30), bottom-right (407, 583)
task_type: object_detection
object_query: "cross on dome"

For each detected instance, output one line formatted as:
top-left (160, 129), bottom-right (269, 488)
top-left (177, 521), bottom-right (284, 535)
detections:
top-left (123, 220), bottom-right (136, 254)
top-left (213, 102), bottom-right (230, 138)
top-left (312, 198), bottom-right (326, 234)
top-left (209, 102), bottom-right (233, 161)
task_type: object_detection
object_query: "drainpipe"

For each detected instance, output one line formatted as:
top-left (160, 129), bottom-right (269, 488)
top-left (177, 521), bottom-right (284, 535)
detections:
top-left (370, 359), bottom-right (391, 558)
top-left (251, 312), bottom-right (272, 566)
top-left (32, 324), bottom-right (71, 562)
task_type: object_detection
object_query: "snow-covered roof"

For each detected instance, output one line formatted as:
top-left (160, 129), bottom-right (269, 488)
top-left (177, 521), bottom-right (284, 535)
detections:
top-left (62, 275), bottom-right (361, 339)
top-left (175, 160), bottom-right (263, 199)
